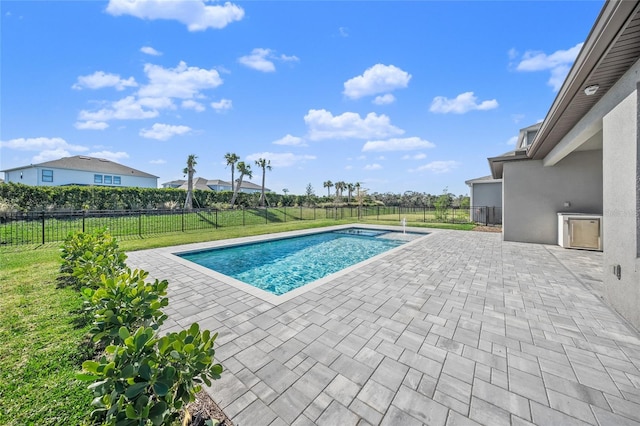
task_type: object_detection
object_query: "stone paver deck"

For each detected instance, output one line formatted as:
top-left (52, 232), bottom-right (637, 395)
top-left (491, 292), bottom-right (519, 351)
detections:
top-left (126, 226), bottom-right (640, 426)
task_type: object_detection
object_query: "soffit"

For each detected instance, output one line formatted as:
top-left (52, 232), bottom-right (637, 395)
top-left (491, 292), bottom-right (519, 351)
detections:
top-left (530, 1), bottom-right (640, 159)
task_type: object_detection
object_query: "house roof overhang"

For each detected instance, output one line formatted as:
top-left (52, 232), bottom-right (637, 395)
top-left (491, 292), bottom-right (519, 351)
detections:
top-left (489, 0), bottom-right (640, 179)
top-left (488, 150), bottom-right (529, 179)
top-left (528, 0), bottom-right (640, 161)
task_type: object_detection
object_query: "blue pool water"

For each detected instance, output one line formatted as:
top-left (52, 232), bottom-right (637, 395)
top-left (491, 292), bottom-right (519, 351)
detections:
top-left (178, 229), bottom-right (410, 295)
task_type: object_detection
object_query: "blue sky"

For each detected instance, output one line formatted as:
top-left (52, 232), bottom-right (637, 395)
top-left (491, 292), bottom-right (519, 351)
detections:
top-left (1, 0), bottom-right (604, 196)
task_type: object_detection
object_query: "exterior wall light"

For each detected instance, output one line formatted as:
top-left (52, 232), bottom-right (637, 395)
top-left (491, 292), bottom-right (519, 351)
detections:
top-left (584, 84), bottom-right (599, 96)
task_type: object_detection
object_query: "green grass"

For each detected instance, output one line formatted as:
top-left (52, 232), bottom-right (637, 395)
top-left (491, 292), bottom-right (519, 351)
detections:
top-left (0, 206), bottom-right (471, 246)
top-left (0, 217), bottom-right (474, 425)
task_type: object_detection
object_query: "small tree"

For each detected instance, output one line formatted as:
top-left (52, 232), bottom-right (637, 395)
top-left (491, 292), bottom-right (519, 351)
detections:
top-left (224, 153), bottom-right (240, 189)
top-left (323, 180), bottom-right (333, 198)
top-left (230, 162), bottom-right (252, 208)
top-left (255, 158), bottom-right (272, 207)
top-left (183, 154), bottom-right (197, 210)
top-left (305, 183), bottom-right (315, 207)
top-left (435, 187), bottom-right (451, 221)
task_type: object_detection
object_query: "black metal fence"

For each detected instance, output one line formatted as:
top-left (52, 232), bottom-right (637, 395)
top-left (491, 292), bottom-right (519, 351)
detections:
top-left (0, 205), bottom-right (500, 246)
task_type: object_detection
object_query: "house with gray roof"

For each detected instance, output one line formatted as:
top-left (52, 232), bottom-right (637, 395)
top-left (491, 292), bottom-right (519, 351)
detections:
top-left (162, 178), bottom-right (269, 194)
top-left (482, 0), bottom-right (640, 329)
top-left (1, 155), bottom-right (158, 188)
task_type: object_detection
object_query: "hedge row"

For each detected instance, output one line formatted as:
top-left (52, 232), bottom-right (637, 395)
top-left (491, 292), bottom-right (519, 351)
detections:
top-left (0, 183), bottom-right (325, 211)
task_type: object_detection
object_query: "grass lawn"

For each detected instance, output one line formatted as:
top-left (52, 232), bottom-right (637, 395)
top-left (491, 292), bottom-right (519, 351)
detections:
top-left (0, 218), bottom-right (474, 425)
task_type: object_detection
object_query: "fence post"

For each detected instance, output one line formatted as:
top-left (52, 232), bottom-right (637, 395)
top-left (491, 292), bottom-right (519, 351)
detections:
top-left (314, 207), bottom-right (316, 220)
top-left (139, 211), bottom-right (142, 237)
top-left (41, 211), bottom-right (45, 244)
top-left (265, 207), bottom-right (268, 224)
top-left (215, 210), bottom-right (218, 229)
top-left (82, 210), bottom-right (86, 233)
top-left (377, 206), bottom-right (380, 220)
top-left (243, 208), bottom-right (245, 227)
top-left (485, 207), bottom-right (489, 226)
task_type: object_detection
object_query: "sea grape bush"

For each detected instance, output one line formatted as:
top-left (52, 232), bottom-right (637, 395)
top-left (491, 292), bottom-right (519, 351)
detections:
top-left (65, 230), bottom-right (223, 425)
top-left (81, 269), bottom-right (169, 346)
top-left (60, 228), bottom-right (127, 288)
top-left (78, 324), bottom-right (222, 426)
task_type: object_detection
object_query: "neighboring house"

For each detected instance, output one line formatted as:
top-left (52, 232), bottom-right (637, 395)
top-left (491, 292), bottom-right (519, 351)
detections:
top-left (1, 155), bottom-right (158, 188)
top-left (484, 0), bottom-right (640, 329)
top-left (464, 175), bottom-right (502, 225)
top-left (161, 179), bottom-right (185, 189)
top-left (161, 178), bottom-right (270, 194)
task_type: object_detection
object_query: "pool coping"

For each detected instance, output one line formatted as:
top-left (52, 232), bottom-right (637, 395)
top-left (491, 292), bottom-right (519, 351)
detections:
top-left (149, 224), bottom-right (434, 305)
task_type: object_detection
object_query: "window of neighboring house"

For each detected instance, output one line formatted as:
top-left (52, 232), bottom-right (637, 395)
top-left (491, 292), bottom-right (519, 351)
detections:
top-left (42, 169), bottom-right (53, 182)
top-left (104, 175), bottom-right (112, 184)
top-left (94, 174), bottom-right (103, 184)
top-left (113, 176), bottom-right (121, 185)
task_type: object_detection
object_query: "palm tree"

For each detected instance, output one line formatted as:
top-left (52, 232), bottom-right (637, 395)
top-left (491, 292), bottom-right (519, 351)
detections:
top-left (347, 183), bottom-right (355, 203)
top-left (323, 180), bottom-right (333, 197)
top-left (283, 188), bottom-right (289, 196)
top-left (183, 154), bottom-right (198, 210)
top-left (254, 158), bottom-right (272, 207)
top-left (229, 161), bottom-right (252, 207)
top-left (334, 181), bottom-right (346, 202)
top-left (224, 152), bottom-right (240, 191)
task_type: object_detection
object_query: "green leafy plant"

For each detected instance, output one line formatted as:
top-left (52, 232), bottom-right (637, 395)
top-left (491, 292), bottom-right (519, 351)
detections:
top-left (81, 269), bottom-right (169, 346)
top-left (61, 228), bottom-right (127, 286)
top-left (79, 324), bottom-right (222, 426)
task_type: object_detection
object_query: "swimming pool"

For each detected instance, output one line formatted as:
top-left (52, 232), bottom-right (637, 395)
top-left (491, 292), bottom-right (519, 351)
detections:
top-left (177, 228), bottom-right (420, 295)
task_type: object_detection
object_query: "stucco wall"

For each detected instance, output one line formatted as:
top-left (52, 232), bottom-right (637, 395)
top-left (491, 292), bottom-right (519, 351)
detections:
top-left (603, 87), bottom-right (640, 330)
top-left (503, 150), bottom-right (603, 244)
top-left (471, 182), bottom-right (502, 208)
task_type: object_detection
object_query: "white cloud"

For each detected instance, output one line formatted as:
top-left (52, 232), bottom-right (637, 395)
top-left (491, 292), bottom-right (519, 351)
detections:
top-left (149, 159), bottom-right (166, 164)
top-left (140, 46), bottom-right (162, 56)
top-left (238, 48), bottom-right (299, 72)
top-left (515, 42), bottom-right (583, 91)
top-left (72, 71), bottom-right (137, 91)
top-left (345, 165), bottom-right (353, 170)
top-left (339, 27), bottom-right (349, 37)
top-left (182, 100), bottom-right (205, 112)
top-left (364, 163), bottom-right (382, 170)
top-left (402, 153), bottom-right (427, 160)
top-left (139, 61), bottom-right (223, 99)
top-left (88, 150), bottom-right (130, 161)
top-left (430, 92), bottom-right (498, 114)
top-left (304, 109), bottom-right (404, 141)
top-left (211, 99), bottom-right (232, 112)
top-left (78, 96), bottom-right (168, 122)
top-left (343, 64), bottom-right (411, 99)
top-left (373, 94), bottom-right (396, 105)
top-left (106, 0), bottom-right (244, 31)
top-left (139, 123), bottom-right (192, 141)
top-left (506, 136), bottom-right (518, 145)
top-left (238, 48), bottom-right (274, 72)
top-left (410, 160), bottom-right (460, 174)
top-left (273, 134), bottom-right (307, 146)
top-left (33, 149), bottom-right (74, 164)
top-left (362, 137), bottom-right (435, 152)
top-left (74, 120), bottom-right (109, 130)
top-left (0, 137), bottom-right (88, 152)
top-left (245, 152), bottom-right (316, 168)
top-left (280, 53), bottom-right (299, 62)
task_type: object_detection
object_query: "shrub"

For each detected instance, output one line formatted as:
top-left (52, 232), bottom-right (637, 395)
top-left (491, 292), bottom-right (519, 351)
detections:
top-left (81, 269), bottom-right (169, 346)
top-left (79, 324), bottom-right (222, 426)
top-left (60, 229), bottom-right (127, 288)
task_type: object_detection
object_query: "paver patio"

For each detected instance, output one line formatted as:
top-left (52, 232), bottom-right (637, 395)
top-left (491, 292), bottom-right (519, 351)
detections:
top-left (126, 226), bottom-right (640, 426)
